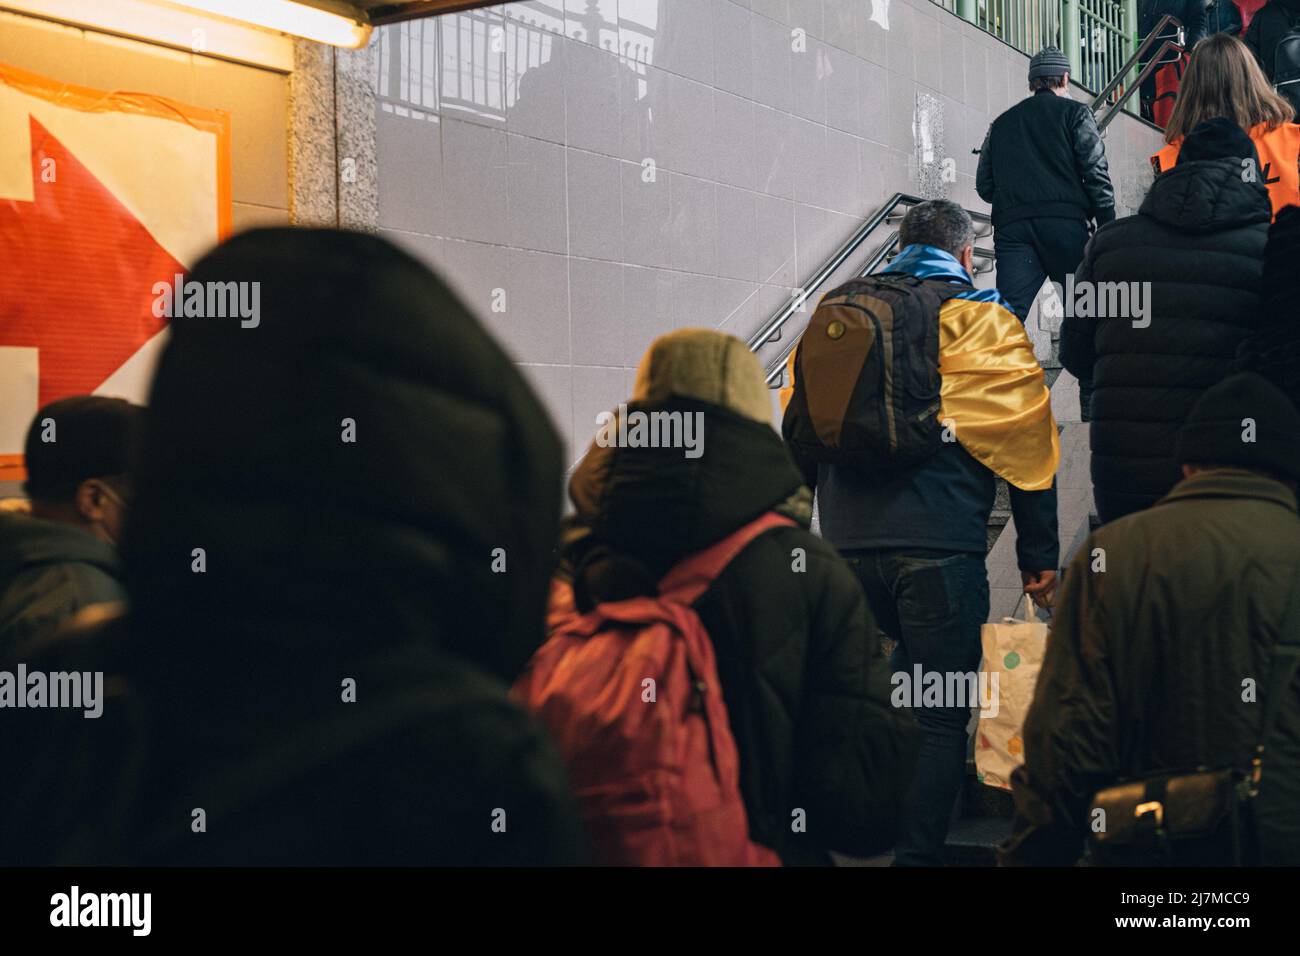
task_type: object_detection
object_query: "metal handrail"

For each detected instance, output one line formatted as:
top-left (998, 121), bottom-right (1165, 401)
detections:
top-left (753, 193), bottom-right (995, 386)
top-left (1090, 13), bottom-right (1184, 129)
top-left (1095, 37), bottom-right (1184, 133)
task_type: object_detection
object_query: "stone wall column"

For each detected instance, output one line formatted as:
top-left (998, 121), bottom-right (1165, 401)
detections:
top-left (288, 37), bottom-right (377, 231)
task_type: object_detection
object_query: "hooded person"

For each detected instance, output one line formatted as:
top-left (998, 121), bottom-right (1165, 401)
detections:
top-left (1237, 204), bottom-right (1300, 400)
top-left (1004, 372), bottom-right (1300, 866)
top-left (0, 228), bottom-right (586, 866)
top-left (1061, 116), bottom-right (1272, 523)
top-left (555, 329), bottom-right (918, 866)
top-left (1245, 0), bottom-right (1300, 83)
top-left (0, 396), bottom-right (139, 657)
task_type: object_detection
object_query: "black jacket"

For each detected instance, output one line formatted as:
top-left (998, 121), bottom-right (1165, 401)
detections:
top-left (1060, 158), bottom-right (1270, 523)
top-left (1140, 1), bottom-right (1209, 53)
top-left (1003, 469), bottom-right (1300, 866)
top-left (977, 90), bottom-right (1116, 227)
top-left (1246, 0), bottom-right (1300, 79)
top-left (0, 513), bottom-right (125, 658)
top-left (562, 400), bottom-right (919, 865)
top-left (1207, 0), bottom-right (1244, 37)
top-left (0, 229), bottom-right (587, 866)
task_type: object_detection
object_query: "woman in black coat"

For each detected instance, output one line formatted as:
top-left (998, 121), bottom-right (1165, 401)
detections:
top-left (558, 329), bottom-right (918, 865)
top-left (1061, 118), bottom-right (1272, 523)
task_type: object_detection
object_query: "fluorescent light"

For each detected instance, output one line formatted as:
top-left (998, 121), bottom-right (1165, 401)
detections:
top-left (164, 0), bottom-right (371, 49)
top-left (0, 1), bottom-right (295, 70)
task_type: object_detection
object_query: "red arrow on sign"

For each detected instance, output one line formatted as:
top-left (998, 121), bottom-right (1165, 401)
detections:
top-left (0, 115), bottom-right (178, 407)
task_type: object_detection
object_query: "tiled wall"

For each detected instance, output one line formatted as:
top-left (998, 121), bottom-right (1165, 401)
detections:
top-left (373, 0), bottom-right (1164, 467)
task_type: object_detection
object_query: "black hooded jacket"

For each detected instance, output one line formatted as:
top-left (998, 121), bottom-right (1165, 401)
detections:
top-left (561, 400), bottom-right (919, 865)
top-left (1140, 1), bottom-right (1209, 52)
top-left (0, 513), bottom-right (125, 658)
top-left (1060, 158), bottom-right (1271, 523)
top-left (0, 229), bottom-right (586, 866)
top-left (1245, 0), bottom-right (1300, 80)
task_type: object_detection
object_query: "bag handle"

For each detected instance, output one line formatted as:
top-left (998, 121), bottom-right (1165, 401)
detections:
top-left (1003, 592), bottom-right (1047, 625)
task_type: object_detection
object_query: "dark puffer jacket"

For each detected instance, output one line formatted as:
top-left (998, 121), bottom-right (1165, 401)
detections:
top-left (561, 400), bottom-right (919, 866)
top-left (1060, 158), bottom-right (1271, 522)
top-left (1245, 0), bottom-right (1300, 79)
top-left (0, 229), bottom-right (587, 866)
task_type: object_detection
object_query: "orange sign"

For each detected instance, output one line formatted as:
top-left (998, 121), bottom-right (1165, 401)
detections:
top-left (0, 61), bottom-right (231, 482)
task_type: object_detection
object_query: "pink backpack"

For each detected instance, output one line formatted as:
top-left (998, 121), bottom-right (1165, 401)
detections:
top-left (513, 513), bottom-right (793, 866)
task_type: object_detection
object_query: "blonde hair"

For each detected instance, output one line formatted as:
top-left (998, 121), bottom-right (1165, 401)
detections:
top-left (1166, 33), bottom-right (1295, 142)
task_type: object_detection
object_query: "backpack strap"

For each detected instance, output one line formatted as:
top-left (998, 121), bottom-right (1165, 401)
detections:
top-left (1252, 576), bottom-right (1300, 794)
top-left (658, 512), bottom-right (797, 606)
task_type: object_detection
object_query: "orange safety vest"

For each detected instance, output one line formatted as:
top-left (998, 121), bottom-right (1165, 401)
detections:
top-left (1151, 122), bottom-right (1300, 220)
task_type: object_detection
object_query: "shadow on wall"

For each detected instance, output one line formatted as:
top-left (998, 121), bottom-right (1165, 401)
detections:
top-left (375, 1), bottom-right (659, 126)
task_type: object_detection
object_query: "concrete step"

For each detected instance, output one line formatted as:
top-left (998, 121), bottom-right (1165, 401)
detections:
top-left (942, 815), bottom-right (1011, 866)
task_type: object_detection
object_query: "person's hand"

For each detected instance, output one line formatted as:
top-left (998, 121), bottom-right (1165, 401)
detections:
top-left (1021, 570), bottom-right (1058, 610)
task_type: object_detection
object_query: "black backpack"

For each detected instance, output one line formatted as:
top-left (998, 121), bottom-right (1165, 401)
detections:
top-left (1272, 11), bottom-right (1300, 112)
top-left (781, 273), bottom-right (968, 473)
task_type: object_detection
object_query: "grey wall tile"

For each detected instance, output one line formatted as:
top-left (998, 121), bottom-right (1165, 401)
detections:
top-left (788, 114), bottom-right (828, 207)
top-left (750, 0), bottom-right (789, 24)
top-left (715, 185), bottom-right (759, 281)
top-left (654, 0), bottom-right (716, 85)
top-left (441, 118), bottom-right (509, 244)
top-left (565, 39), bottom-right (622, 155)
top-left (668, 173), bottom-right (718, 274)
top-left (751, 12), bottom-right (793, 114)
top-left (713, 90), bottom-right (757, 191)
top-left (755, 194), bottom-right (797, 287)
top-left (713, 0), bottom-right (755, 100)
top-left (824, 128), bottom-right (864, 215)
top-left (569, 257), bottom-right (627, 366)
top-left (715, 277), bottom-right (759, 337)
top-left (377, 110), bottom-right (443, 234)
top-left (621, 159), bottom-right (673, 268)
top-left (790, 39), bottom-right (829, 125)
top-left (787, 0), bottom-right (825, 39)
top-left (962, 32), bottom-right (988, 113)
top-left (672, 271), bottom-right (721, 329)
top-left (824, 0), bottom-right (861, 54)
top-left (505, 26), bottom-right (567, 144)
top-left (754, 105), bottom-right (795, 198)
top-left (507, 132), bottom-right (568, 253)
top-left (567, 148), bottom-right (624, 260)
top-left (619, 63), bottom-right (670, 164)
top-left (665, 72), bottom-right (717, 179)
top-left (622, 264), bottom-right (676, 361)
top-left (497, 248), bottom-right (572, 365)
top-left (939, 18), bottom-right (965, 103)
top-left (825, 43), bottom-right (863, 137)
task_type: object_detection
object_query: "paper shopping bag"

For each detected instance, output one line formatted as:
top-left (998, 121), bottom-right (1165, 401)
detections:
top-left (975, 596), bottom-right (1050, 791)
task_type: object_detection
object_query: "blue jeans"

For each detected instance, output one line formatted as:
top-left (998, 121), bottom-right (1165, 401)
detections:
top-left (841, 548), bottom-right (990, 866)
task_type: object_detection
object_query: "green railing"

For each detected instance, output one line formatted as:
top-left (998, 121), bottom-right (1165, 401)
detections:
top-left (932, 1), bottom-right (1139, 105)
